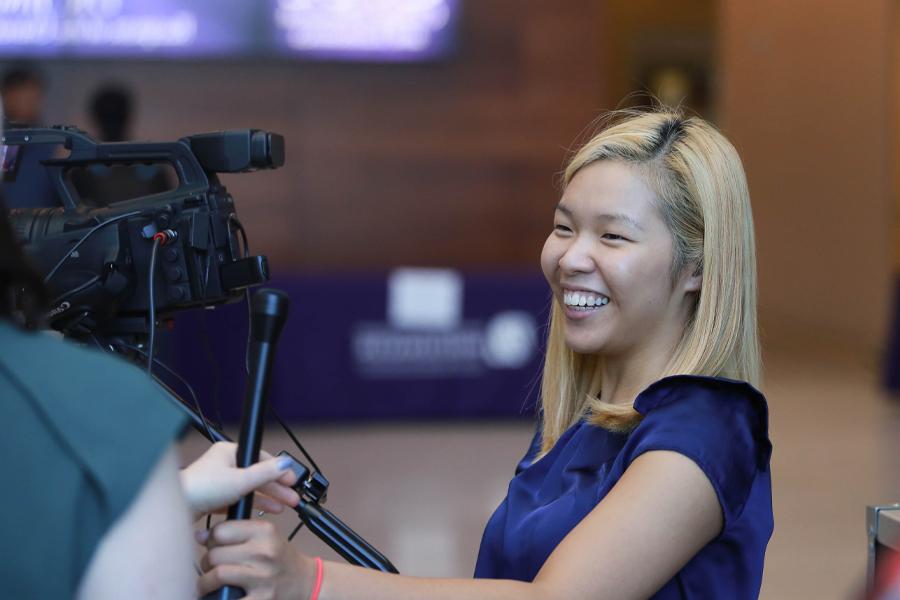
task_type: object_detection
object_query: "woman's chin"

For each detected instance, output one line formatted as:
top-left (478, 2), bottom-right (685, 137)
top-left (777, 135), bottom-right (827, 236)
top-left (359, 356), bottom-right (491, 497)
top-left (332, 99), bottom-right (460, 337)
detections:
top-left (564, 335), bottom-right (608, 355)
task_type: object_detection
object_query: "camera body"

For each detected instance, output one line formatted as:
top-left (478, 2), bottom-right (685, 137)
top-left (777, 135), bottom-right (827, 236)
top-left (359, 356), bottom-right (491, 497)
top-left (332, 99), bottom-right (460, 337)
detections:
top-left (5, 126), bottom-right (284, 338)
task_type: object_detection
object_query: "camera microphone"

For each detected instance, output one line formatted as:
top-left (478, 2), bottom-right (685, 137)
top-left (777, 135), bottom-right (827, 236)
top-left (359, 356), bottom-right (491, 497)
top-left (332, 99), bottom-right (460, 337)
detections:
top-left (205, 288), bottom-right (290, 600)
top-left (231, 287), bottom-right (290, 518)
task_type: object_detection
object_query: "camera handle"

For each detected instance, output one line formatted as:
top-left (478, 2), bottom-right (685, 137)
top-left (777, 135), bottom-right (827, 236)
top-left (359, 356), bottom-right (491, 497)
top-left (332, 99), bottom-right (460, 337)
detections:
top-left (1, 126), bottom-right (212, 211)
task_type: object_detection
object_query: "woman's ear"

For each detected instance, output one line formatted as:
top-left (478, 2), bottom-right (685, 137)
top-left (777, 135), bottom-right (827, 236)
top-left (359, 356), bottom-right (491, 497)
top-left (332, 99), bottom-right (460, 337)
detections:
top-left (683, 263), bottom-right (702, 293)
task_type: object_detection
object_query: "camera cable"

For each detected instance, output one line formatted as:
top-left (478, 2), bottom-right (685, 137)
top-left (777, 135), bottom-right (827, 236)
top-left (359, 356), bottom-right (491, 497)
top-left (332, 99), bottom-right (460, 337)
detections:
top-left (197, 227), bottom-right (224, 430)
top-left (43, 210), bottom-right (142, 284)
top-left (146, 236), bottom-right (162, 373)
top-left (104, 335), bottom-right (219, 536)
top-left (288, 521), bottom-right (304, 541)
top-left (110, 340), bottom-right (217, 445)
top-left (269, 405), bottom-right (321, 476)
top-left (48, 274), bottom-right (101, 307)
top-left (227, 214), bottom-right (252, 375)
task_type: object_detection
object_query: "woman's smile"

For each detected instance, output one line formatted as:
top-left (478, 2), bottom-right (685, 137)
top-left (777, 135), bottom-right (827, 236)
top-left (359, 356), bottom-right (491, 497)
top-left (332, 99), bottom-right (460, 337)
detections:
top-left (562, 289), bottom-right (610, 320)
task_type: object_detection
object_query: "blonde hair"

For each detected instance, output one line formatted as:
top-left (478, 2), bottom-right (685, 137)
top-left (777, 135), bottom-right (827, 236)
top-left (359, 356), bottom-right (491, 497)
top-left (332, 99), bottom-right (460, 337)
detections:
top-left (539, 108), bottom-right (760, 453)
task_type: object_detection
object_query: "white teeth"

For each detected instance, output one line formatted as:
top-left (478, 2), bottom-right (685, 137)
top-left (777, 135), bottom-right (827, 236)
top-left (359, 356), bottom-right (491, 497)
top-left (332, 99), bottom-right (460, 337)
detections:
top-left (563, 291), bottom-right (609, 308)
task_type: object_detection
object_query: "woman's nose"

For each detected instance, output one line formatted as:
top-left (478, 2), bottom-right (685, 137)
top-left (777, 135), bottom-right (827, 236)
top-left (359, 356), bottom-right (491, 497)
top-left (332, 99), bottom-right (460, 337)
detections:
top-left (558, 238), bottom-right (595, 274)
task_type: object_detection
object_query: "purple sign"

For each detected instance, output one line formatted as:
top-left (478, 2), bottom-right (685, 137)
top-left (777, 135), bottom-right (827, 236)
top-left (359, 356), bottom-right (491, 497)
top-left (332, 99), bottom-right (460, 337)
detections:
top-left (0, 0), bottom-right (459, 61)
top-left (167, 270), bottom-right (549, 423)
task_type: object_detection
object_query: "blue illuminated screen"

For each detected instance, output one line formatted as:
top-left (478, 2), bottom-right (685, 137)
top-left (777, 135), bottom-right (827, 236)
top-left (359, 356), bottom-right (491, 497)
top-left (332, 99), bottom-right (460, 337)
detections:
top-left (0, 0), bottom-right (460, 62)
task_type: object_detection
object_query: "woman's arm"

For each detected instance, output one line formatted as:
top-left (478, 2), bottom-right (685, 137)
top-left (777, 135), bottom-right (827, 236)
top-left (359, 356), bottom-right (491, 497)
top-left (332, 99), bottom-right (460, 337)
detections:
top-left (533, 450), bottom-right (723, 599)
top-left (76, 446), bottom-right (195, 600)
top-left (197, 449), bottom-right (722, 600)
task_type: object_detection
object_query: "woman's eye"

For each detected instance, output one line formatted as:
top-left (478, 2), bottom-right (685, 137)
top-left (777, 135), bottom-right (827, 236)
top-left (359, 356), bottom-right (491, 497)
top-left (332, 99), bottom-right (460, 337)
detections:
top-left (554, 224), bottom-right (572, 234)
top-left (602, 233), bottom-right (625, 241)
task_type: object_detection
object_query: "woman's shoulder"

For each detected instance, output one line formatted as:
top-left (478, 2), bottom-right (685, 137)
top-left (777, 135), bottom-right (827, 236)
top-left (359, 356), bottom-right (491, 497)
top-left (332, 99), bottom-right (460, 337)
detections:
top-left (634, 374), bottom-right (766, 413)
top-left (0, 321), bottom-right (148, 388)
top-left (0, 321), bottom-right (176, 407)
top-left (635, 375), bottom-right (767, 430)
top-left (0, 321), bottom-right (186, 509)
top-left (626, 374), bottom-right (772, 526)
top-left (630, 375), bottom-right (772, 470)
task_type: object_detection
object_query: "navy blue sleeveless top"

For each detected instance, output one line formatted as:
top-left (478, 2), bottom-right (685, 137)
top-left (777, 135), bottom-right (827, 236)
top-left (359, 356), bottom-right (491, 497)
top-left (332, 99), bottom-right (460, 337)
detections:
top-left (474, 375), bottom-right (773, 599)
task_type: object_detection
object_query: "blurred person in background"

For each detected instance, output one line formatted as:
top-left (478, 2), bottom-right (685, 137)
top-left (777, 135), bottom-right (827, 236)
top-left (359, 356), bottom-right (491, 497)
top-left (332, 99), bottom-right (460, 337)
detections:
top-left (71, 82), bottom-right (173, 207)
top-left (0, 64), bottom-right (44, 127)
top-left (89, 82), bottom-right (134, 142)
top-left (196, 108), bottom-right (774, 600)
top-left (0, 64), bottom-right (57, 208)
top-left (0, 149), bottom-right (300, 596)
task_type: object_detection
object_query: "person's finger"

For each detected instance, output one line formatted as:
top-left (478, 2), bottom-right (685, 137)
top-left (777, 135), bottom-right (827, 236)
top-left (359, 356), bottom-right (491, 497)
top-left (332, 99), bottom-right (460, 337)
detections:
top-left (208, 496), bottom-right (290, 513)
top-left (209, 441), bottom-right (237, 461)
top-left (196, 564), bottom-right (257, 596)
top-left (256, 481), bottom-right (300, 507)
top-left (230, 457), bottom-right (296, 497)
top-left (200, 541), bottom-right (258, 573)
top-left (194, 528), bottom-right (210, 545)
top-left (208, 520), bottom-right (273, 548)
top-left (253, 495), bottom-right (285, 514)
top-left (277, 468), bottom-right (300, 486)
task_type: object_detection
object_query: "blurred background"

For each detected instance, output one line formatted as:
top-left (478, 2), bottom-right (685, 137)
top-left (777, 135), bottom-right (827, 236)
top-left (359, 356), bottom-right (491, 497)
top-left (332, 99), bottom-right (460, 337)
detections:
top-left (3, 1), bottom-right (900, 597)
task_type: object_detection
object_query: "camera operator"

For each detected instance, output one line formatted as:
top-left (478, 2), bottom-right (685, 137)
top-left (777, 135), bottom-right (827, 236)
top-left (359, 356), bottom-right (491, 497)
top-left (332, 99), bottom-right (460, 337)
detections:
top-left (0, 191), bottom-right (300, 597)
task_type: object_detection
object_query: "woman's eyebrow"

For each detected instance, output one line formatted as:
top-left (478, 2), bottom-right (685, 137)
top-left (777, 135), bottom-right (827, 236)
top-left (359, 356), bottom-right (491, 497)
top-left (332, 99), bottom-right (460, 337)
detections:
top-left (596, 212), bottom-right (643, 231)
top-left (555, 203), bottom-right (642, 231)
top-left (555, 203), bottom-right (572, 217)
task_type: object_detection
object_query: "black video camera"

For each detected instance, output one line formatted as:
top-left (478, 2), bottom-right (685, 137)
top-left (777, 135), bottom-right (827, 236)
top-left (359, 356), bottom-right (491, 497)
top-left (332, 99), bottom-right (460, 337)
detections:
top-left (5, 125), bottom-right (284, 339)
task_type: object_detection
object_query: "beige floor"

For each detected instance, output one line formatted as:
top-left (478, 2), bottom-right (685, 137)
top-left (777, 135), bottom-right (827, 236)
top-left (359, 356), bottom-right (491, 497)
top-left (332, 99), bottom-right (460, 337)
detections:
top-left (180, 347), bottom-right (900, 599)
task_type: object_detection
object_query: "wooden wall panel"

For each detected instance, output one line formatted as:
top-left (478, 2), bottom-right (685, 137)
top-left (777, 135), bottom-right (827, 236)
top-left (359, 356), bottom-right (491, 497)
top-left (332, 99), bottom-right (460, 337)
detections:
top-left (719, 0), bottom-right (893, 351)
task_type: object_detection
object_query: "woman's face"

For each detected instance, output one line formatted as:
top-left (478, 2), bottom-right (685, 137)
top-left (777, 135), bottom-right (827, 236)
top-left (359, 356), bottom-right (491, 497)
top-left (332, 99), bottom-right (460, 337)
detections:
top-left (540, 160), bottom-right (699, 360)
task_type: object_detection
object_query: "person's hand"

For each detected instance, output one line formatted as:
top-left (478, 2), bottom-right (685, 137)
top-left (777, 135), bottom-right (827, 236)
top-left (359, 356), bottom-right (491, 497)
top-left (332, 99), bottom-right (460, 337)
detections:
top-left (195, 520), bottom-right (316, 600)
top-left (180, 442), bottom-right (300, 520)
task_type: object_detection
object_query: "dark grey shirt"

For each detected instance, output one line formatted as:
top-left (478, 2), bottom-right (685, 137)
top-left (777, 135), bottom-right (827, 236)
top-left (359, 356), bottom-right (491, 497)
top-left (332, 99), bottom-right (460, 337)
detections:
top-left (0, 321), bottom-right (186, 597)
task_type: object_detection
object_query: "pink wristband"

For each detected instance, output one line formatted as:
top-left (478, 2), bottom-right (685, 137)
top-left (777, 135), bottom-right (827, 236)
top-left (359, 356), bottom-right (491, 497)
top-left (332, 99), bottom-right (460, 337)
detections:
top-left (309, 556), bottom-right (324, 600)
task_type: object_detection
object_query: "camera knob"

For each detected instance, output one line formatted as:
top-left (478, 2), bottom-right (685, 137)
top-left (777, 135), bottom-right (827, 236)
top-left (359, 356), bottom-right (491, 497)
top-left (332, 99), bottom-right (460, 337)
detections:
top-left (164, 248), bottom-right (179, 262)
top-left (168, 286), bottom-right (186, 301)
top-left (166, 267), bottom-right (183, 282)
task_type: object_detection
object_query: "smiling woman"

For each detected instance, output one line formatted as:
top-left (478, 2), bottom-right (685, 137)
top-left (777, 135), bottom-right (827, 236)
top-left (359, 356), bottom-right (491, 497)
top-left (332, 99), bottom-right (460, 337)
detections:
top-left (475, 109), bottom-right (770, 598)
top-left (541, 110), bottom-right (759, 438)
top-left (542, 161), bottom-right (696, 367)
top-left (197, 108), bottom-right (773, 600)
